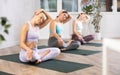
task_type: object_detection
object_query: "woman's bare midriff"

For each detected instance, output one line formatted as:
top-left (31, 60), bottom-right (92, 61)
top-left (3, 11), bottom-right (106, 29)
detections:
top-left (49, 34), bottom-right (61, 38)
top-left (25, 41), bottom-right (37, 49)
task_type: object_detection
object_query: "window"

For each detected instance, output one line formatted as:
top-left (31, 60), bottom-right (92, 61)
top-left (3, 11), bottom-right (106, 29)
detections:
top-left (40, 0), bottom-right (57, 12)
top-left (100, 0), bottom-right (107, 12)
top-left (80, 0), bottom-right (112, 12)
top-left (105, 0), bottom-right (112, 12)
top-left (62, 0), bottom-right (78, 12)
top-left (80, 0), bottom-right (93, 11)
top-left (40, 0), bottom-right (78, 12)
top-left (117, 0), bottom-right (120, 11)
top-left (40, 0), bottom-right (119, 12)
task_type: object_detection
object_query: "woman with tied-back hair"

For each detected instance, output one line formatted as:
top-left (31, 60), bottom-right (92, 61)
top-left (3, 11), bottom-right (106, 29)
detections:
top-left (19, 9), bottom-right (60, 64)
top-left (71, 12), bottom-right (94, 44)
top-left (48, 10), bottom-right (80, 51)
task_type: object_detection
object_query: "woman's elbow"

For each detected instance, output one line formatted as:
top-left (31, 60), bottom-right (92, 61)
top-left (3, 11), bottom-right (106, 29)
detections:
top-left (20, 42), bottom-right (24, 48)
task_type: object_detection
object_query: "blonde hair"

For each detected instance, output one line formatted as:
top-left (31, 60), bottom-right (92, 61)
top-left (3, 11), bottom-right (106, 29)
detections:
top-left (85, 14), bottom-right (90, 21)
top-left (77, 12), bottom-right (90, 21)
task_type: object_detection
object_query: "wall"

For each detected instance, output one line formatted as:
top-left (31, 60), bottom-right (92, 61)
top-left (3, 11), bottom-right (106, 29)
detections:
top-left (101, 12), bottom-right (120, 38)
top-left (0, 0), bottom-right (40, 49)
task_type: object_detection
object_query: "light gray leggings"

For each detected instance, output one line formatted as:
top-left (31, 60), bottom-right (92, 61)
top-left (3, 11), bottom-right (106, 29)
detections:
top-left (48, 37), bottom-right (80, 50)
top-left (19, 48), bottom-right (60, 63)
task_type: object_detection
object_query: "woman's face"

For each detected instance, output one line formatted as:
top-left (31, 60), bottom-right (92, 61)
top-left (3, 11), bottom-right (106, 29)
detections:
top-left (35, 13), bottom-right (45, 25)
top-left (59, 13), bottom-right (69, 22)
top-left (79, 13), bottom-right (88, 21)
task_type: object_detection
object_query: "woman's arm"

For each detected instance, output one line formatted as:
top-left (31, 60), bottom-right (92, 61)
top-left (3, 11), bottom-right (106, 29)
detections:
top-left (62, 14), bottom-right (72, 24)
top-left (20, 23), bottom-right (30, 50)
top-left (20, 23), bottom-right (33, 60)
top-left (50, 20), bottom-right (62, 40)
top-left (72, 20), bottom-right (82, 39)
top-left (40, 11), bottom-right (52, 29)
top-left (50, 20), bottom-right (63, 46)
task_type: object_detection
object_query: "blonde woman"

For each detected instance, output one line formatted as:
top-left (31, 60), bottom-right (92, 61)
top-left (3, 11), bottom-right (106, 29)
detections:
top-left (19, 9), bottom-right (60, 64)
top-left (72, 12), bottom-right (94, 44)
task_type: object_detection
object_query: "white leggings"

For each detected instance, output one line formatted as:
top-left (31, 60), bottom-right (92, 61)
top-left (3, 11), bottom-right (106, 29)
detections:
top-left (19, 48), bottom-right (60, 63)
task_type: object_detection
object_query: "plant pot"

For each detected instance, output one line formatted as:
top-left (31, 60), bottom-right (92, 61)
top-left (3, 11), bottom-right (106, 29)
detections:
top-left (94, 32), bottom-right (101, 40)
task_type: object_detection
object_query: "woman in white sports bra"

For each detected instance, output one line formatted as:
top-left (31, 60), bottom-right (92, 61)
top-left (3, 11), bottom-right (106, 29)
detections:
top-left (19, 9), bottom-right (60, 64)
top-left (72, 12), bottom-right (94, 44)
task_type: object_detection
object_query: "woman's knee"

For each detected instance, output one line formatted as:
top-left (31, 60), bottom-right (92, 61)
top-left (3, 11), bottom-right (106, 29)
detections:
top-left (76, 41), bottom-right (81, 47)
top-left (73, 41), bottom-right (81, 45)
top-left (55, 48), bottom-right (61, 55)
top-left (51, 48), bottom-right (61, 55)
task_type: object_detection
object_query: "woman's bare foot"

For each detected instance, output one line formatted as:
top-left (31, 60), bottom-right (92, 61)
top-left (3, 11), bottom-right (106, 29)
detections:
top-left (67, 40), bottom-right (74, 46)
top-left (61, 48), bottom-right (66, 51)
top-left (35, 59), bottom-right (42, 64)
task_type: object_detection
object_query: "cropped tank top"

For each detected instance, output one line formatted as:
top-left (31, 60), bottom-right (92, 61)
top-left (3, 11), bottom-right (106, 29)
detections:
top-left (76, 21), bottom-right (83, 34)
top-left (50, 23), bottom-right (63, 35)
top-left (26, 21), bottom-right (39, 42)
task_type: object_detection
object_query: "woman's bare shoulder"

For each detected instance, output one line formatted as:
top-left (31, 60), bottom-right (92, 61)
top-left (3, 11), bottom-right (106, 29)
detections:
top-left (21, 22), bottom-right (29, 31)
top-left (50, 20), bottom-right (56, 25)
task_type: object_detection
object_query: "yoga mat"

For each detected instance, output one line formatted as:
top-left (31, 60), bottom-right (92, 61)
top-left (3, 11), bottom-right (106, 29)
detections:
top-left (37, 46), bottom-right (101, 55)
top-left (37, 45), bottom-right (49, 49)
top-left (37, 43), bottom-right (102, 49)
top-left (63, 49), bottom-right (101, 55)
top-left (0, 54), bottom-right (93, 73)
top-left (84, 43), bottom-right (102, 47)
top-left (0, 71), bottom-right (12, 75)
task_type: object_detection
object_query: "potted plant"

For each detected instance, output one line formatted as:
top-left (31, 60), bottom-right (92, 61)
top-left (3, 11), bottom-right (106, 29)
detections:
top-left (91, 0), bottom-right (102, 40)
top-left (82, 5), bottom-right (94, 15)
top-left (82, 0), bottom-right (102, 40)
top-left (0, 17), bottom-right (11, 44)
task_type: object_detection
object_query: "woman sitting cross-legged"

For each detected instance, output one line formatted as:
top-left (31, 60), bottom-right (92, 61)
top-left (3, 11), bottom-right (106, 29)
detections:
top-left (48, 10), bottom-right (80, 51)
top-left (71, 12), bottom-right (94, 44)
top-left (19, 9), bottom-right (60, 64)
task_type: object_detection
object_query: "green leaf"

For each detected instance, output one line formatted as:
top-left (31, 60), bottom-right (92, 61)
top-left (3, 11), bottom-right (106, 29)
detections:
top-left (82, 5), bottom-right (94, 15)
top-left (4, 29), bottom-right (9, 34)
top-left (1, 17), bottom-right (7, 26)
top-left (0, 34), bottom-right (5, 41)
top-left (5, 24), bottom-right (11, 29)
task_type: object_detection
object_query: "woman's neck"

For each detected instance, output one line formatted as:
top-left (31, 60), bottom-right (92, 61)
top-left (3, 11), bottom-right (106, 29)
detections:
top-left (77, 18), bottom-right (83, 23)
top-left (30, 18), bottom-right (36, 27)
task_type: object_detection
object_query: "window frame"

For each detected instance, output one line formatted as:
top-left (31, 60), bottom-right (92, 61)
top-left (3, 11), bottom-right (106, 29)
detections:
top-left (40, 0), bottom-right (119, 13)
top-left (40, 0), bottom-right (81, 14)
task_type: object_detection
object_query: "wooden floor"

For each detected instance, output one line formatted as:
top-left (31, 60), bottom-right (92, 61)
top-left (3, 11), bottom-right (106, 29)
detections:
top-left (0, 40), bottom-right (103, 75)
